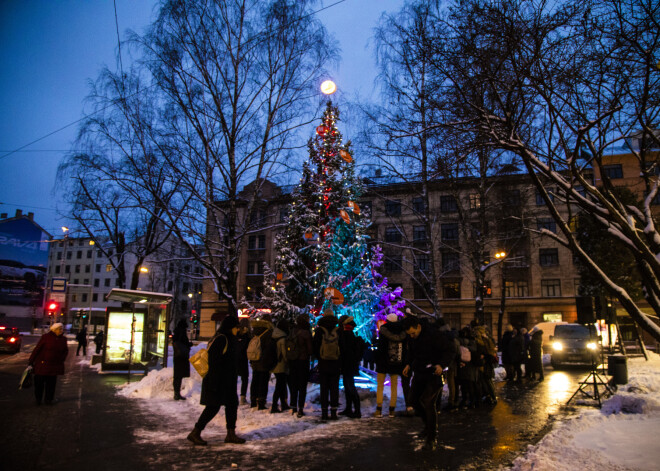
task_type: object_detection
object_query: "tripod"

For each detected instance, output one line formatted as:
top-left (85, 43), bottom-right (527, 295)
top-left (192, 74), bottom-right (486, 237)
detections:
top-left (566, 333), bottom-right (616, 408)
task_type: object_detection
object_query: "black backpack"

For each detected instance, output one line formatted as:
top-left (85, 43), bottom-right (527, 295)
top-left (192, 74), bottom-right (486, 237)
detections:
top-left (285, 330), bottom-right (301, 361)
top-left (319, 326), bottom-right (340, 360)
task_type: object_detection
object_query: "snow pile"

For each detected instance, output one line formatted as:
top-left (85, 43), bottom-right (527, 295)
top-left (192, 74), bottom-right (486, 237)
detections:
top-left (510, 353), bottom-right (660, 471)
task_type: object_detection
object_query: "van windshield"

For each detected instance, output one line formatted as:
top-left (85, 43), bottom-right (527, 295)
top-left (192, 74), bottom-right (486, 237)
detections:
top-left (554, 325), bottom-right (594, 339)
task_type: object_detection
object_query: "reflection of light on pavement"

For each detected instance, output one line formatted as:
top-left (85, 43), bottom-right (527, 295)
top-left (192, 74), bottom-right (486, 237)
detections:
top-left (547, 372), bottom-right (571, 413)
top-left (489, 400), bottom-right (519, 461)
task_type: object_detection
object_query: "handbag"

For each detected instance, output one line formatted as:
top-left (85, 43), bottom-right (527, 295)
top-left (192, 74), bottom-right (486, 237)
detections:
top-left (19, 366), bottom-right (33, 390)
top-left (189, 335), bottom-right (227, 378)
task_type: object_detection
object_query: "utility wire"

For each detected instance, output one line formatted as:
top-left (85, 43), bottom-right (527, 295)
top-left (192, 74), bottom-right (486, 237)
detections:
top-left (0, 0), bottom-right (349, 163)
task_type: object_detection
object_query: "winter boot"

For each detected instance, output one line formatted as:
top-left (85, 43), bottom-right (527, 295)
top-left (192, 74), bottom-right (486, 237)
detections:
top-left (330, 408), bottom-right (338, 420)
top-left (297, 410), bottom-right (305, 418)
top-left (388, 406), bottom-right (396, 418)
top-left (338, 408), bottom-right (352, 416)
top-left (374, 406), bottom-right (382, 418)
top-left (257, 399), bottom-right (268, 411)
top-left (187, 427), bottom-right (207, 446)
top-left (250, 398), bottom-right (257, 408)
top-left (321, 409), bottom-right (329, 422)
top-left (291, 407), bottom-right (297, 415)
top-left (270, 405), bottom-right (282, 414)
top-left (224, 428), bottom-right (246, 444)
top-left (281, 402), bottom-right (291, 412)
top-left (240, 395), bottom-right (248, 405)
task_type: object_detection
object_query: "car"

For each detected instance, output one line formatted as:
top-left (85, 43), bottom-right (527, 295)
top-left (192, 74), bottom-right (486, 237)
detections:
top-left (550, 323), bottom-right (599, 369)
top-left (0, 326), bottom-right (22, 353)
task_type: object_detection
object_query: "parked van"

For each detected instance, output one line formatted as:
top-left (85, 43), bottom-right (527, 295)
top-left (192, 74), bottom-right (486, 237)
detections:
top-left (531, 321), bottom-right (568, 353)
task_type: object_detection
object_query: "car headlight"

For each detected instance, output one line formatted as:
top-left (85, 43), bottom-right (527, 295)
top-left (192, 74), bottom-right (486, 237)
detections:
top-left (552, 341), bottom-right (563, 351)
top-left (587, 342), bottom-right (597, 350)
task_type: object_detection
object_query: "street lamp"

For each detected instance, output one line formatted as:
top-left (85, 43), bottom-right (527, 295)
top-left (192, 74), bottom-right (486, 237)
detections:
top-left (494, 251), bottom-right (506, 259)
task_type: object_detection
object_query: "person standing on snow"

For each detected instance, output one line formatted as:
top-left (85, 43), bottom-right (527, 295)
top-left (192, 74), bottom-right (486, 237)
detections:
top-left (270, 319), bottom-right (290, 413)
top-left (249, 314), bottom-right (276, 410)
top-left (313, 308), bottom-right (341, 421)
top-left (374, 313), bottom-right (407, 418)
top-left (236, 318), bottom-right (252, 405)
top-left (527, 327), bottom-right (544, 381)
top-left (172, 319), bottom-right (192, 400)
top-left (187, 315), bottom-right (246, 446)
top-left (402, 315), bottom-right (454, 450)
top-left (338, 315), bottom-right (363, 419)
top-left (288, 313), bottom-right (313, 418)
top-left (76, 326), bottom-right (88, 356)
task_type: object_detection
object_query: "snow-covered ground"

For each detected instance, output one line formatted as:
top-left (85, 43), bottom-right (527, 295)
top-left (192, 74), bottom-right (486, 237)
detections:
top-left (112, 343), bottom-right (660, 470)
top-left (510, 354), bottom-right (660, 471)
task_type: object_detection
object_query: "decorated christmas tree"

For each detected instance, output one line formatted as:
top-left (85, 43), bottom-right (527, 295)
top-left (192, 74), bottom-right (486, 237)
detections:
top-left (263, 101), bottom-right (404, 340)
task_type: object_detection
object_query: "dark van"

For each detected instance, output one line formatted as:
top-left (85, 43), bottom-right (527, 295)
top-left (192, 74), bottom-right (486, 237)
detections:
top-left (550, 323), bottom-right (599, 369)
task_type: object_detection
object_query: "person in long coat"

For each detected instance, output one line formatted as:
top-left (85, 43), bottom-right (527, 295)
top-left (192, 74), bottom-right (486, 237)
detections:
top-left (187, 315), bottom-right (246, 446)
top-left (508, 328), bottom-right (525, 382)
top-left (76, 326), bottom-right (88, 356)
top-left (270, 319), bottom-right (290, 413)
top-left (236, 318), bottom-right (252, 405)
top-left (172, 319), bottom-right (192, 400)
top-left (288, 313), bottom-right (313, 418)
top-left (313, 308), bottom-right (341, 421)
top-left (527, 328), bottom-right (544, 381)
top-left (28, 322), bottom-right (68, 405)
top-left (338, 315), bottom-right (363, 418)
top-left (374, 313), bottom-right (407, 417)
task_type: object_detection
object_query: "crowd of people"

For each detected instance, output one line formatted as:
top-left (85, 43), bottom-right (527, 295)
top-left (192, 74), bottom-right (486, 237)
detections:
top-left (185, 308), bottom-right (525, 450)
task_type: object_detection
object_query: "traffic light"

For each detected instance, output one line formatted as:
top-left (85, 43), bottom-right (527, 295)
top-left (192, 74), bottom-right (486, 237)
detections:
top-left (47, 301), bottom-right (59, 317)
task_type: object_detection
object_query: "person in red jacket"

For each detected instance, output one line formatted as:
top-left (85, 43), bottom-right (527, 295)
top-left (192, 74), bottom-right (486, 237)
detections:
top-left (28, 323), bottom-right (68, 405)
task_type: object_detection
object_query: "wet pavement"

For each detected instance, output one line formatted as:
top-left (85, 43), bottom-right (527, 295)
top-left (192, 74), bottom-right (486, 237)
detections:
top-left (1, 339), bottom-right (589, 471)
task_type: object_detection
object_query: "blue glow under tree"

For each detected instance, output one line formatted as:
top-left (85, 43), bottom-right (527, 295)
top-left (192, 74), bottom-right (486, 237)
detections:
top-left (263, 102), bottom-right (404, 339)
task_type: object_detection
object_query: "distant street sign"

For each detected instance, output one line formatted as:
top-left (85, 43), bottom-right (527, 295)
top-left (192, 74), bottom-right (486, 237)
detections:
top-left (50, 293), bottom-right (66, 302)
top-left (51, 278), bottom-right (67, 292)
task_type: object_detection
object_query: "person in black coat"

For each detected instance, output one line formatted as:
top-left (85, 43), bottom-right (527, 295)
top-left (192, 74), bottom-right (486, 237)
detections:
top-left (187, 315), bottom-right (246, 446)
top-left (313, 308), bottom-right (341, 421)
top-left (338, 315), bottom-right (363, 418)
top-left (527, 328), bottom-right (544, 381)
top-left (76, 327), bottom-right (88, 356)
top-left (508, 328), bottom-right (525, 382)
top-left (249, 315), bottom-right (276, 410)
top-left (374, 313), bottom-right (407, 417)
top-left (402, 315), bottom-right (454, 451)
top-left (236, 318), bottom-right (252, 405)
top-left (172, 319), bottom-right (193, 400)
top-left (289, 313), bottom-right (313, 418)
top-left (500, 325), bottom-right (514, 380)
top-left (94, 330), bottom-right (104, 355)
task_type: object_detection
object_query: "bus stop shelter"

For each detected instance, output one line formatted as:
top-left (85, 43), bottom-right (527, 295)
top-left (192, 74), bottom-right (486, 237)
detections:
top-left (101, 288), bottom-right (172, 373)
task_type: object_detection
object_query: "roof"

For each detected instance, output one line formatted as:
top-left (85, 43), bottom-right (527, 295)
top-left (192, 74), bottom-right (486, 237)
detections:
top-left (106, 288), bottom-right (173, 304)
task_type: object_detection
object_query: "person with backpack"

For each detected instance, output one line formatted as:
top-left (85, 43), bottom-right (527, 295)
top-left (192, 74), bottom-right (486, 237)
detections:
top-left (456, 327), bottom-right (478, 409)
top-left (402, 315), bottom-right (454, 451)
top-left (374, 313), bottom-right (407, 418)
top-left (270, 319), bottom-right (290, 413)
top-left (313, 307), bottom-right (341, 421)
top-left (288, 313), bottom-right (313, 418)
top-left (248, 314), bottom-right (276, 410)
top-left (338, 315), bottom-right (363, 419)
top-left (187, 315), bottom-right (246, 446)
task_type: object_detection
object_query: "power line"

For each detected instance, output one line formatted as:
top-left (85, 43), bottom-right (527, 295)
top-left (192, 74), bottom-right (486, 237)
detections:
top-left (0, 0), bottom-right (349, 163)
top-left (0, 201), bottom-right (59, 212)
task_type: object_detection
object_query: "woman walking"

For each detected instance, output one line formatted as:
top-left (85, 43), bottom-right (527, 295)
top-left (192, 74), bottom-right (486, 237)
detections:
top-left (28, 323), bottom-right (68, 405)
top-left (172, 319), bottom-right (192, 400)
top-left (187, 316), bottom-right (246, 446)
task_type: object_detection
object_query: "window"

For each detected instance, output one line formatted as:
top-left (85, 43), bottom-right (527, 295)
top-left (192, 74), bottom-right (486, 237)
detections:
top-left (115, 279), bottom-right (121, 287)
top-left (85, 265), bottom-right (91, 273)
top-left (537, 218), bottom-right (556, 233)
top-left (167, 281), bottom-right (173, 291)
top-left (504, 189), bottom-right (521, 206)
top-left (383, 254), bottom-right (402, 273)
top-left (541, 279), bottom-right (561, 297)
top-left (72, 294), bottom-right (77, 303)
top-left (505, 280), bottom-right (529, 297)
top-left (443, 282), bottom-right (461, 299)
top-left (603, 164), bottom-right (623, 179)
top-left (87, 250), bottom-right (92, 258)
top-left (55, 265), bottom-right (61, 274)
top-left (78, 239), bottom-right (84, 246)
top-left (94, 279), bottom-right (99, 287)
top-left (413, 283), bottom-right (431, 299)
top-left (413, 226), bottom-right (426, 242)
top-left (442, 251), bottom-right (460, 272)
top-left (248, 235), bottom-right (266, 250)
top-left (247, 261), bottom-right (263, 275)
top-left (104, 279), bottom-right (111, 287)
top-left (536, 190), bottom-right (554, 205)
top-left (92, 293), bottom-right (98, 302)
top-left (469, 193), bottom-right (481, 210)
top-left (96, 264), bottom-right (101, 273)
top-left (414, 254), bottom-right (429, 273)
top-left (74, 265), bottom-right (80, 273)
top-left (384, 226), bottom-right (402, 243)
top-left (77, 250), bottom-right (82, 259)
top-left (65, 266), bottom-right (70, 274)
top-left (440, 195), bottom-right (458, 213)
top-left (106, 264), bottom-right (112, 272)
top-left (56, 252), bottom-right (62, 260)
top-left (182, 282), bottom-right (189, 293)
top-left (385, 200), bottom-right (401, 216)
top-left (441, 223), bottom-right (459, 242)
top-left (73, 279), bottom-right (79, 284)
top-left (412, 197), bottom-right (425, 213)
top-left (539, 248), bottom-right (559, 266)
top-left (67, 252), bottom-right (72, 260)
top-left (81, 293), bottom-right (88, 303)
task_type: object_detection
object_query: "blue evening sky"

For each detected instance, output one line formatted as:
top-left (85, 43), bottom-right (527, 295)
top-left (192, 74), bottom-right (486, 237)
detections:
top-left (0, 0), bottom-right (403, 235)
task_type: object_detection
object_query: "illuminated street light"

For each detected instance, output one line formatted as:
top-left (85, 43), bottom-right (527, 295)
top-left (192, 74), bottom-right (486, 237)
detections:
top-left (139, 266), bottom-right (149, 274)
top-left (188, 293), bottom-right (193, 298)
top-left (61, 226), bottom-right (69, 233)
top-left (320, 80), bottom-right (337, 95)
top-left (494, 251), bottom-right (507, 259)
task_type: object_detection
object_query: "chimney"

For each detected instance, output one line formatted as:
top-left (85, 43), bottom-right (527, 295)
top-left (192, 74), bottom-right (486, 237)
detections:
top-left (15, 209), bottom-right (23, 218)
top-left (27, 212), bottom-right (34, 221)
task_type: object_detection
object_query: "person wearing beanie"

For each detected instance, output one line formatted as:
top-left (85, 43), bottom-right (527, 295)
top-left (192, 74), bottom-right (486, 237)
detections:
top-left (28, 323), bottom-right (68, 405)
top-left (374, 313), bottom-right (406, 417)
top-left (188, 315), bottom-right (246, 446)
